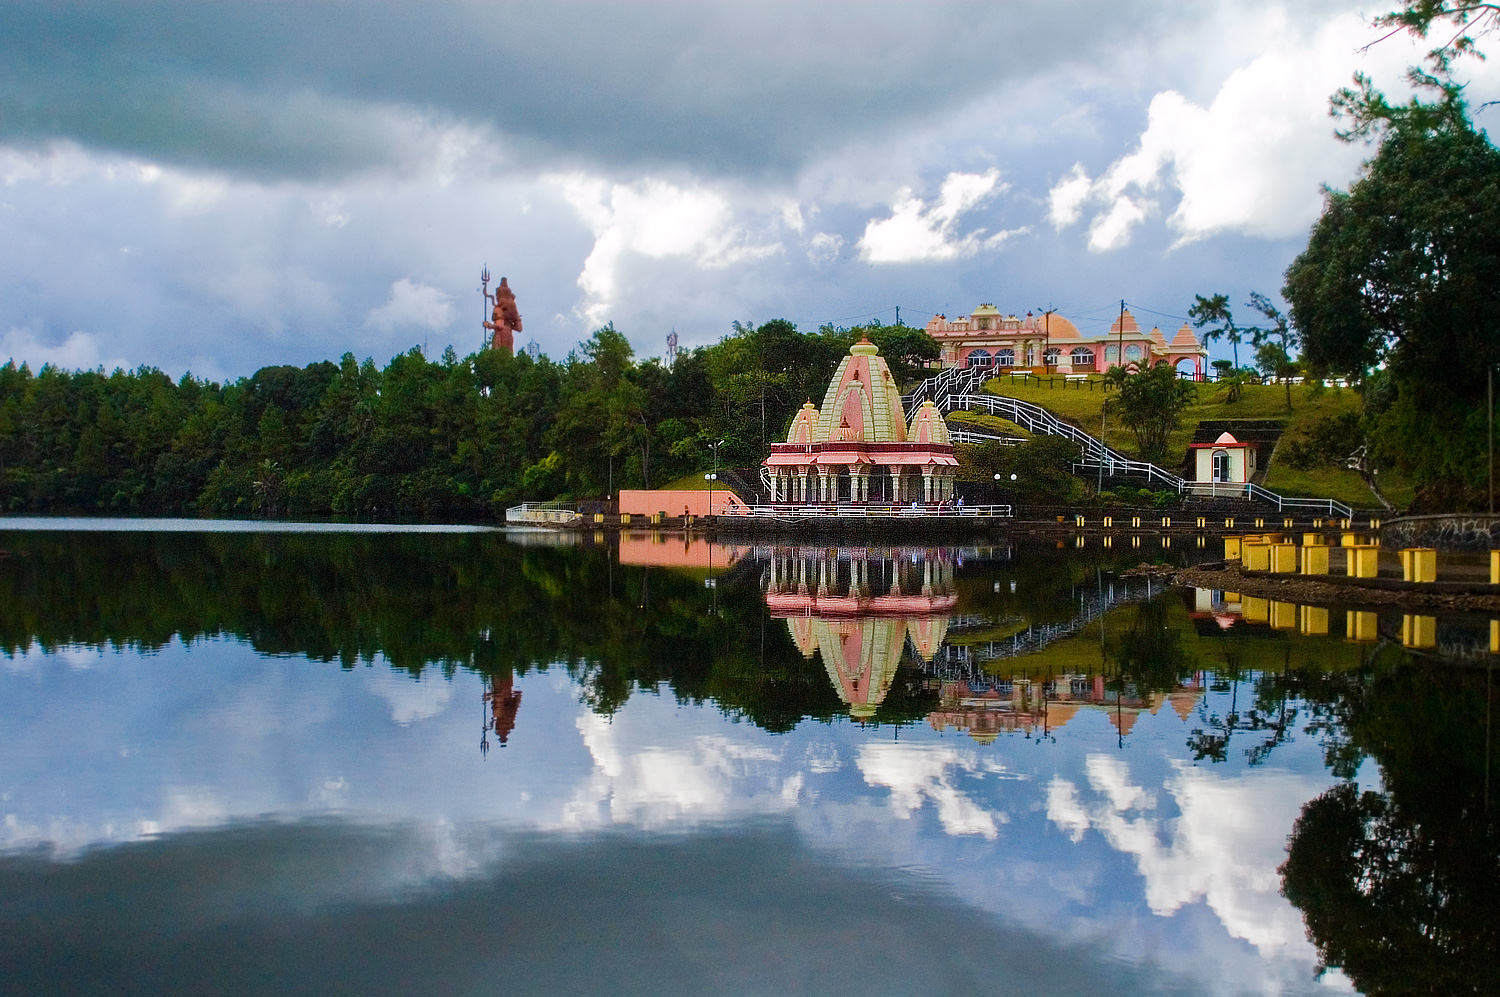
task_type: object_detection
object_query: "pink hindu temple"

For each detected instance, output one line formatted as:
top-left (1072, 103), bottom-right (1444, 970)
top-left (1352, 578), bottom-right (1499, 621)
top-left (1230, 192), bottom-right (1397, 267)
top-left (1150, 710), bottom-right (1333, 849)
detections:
top-left (762, 338), bottom-right (958, 505)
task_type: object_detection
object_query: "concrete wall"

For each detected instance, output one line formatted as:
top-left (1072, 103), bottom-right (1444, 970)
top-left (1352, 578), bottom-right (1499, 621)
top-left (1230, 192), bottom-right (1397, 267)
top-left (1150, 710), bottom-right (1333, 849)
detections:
top-left (617, 488), bottom-right (746, 517)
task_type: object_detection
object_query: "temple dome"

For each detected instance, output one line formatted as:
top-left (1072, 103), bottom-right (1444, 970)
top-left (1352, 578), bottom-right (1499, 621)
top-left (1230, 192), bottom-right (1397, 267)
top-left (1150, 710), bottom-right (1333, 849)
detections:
top-left (785, 402), bottom-right (819, 445)
top-left (815, 340), bottom-right (908, 444)
top-left (907, 401), bottom-right (951, 446)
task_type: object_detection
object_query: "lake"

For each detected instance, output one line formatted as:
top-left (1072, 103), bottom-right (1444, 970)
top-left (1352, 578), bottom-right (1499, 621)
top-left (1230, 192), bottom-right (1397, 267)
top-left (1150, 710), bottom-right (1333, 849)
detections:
top-left (0, 522), bottom-right (1495, 996)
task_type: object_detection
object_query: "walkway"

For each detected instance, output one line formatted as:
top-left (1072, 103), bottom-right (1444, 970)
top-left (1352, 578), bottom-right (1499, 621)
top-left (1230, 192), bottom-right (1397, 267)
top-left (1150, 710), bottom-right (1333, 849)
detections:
top-left (902, 367), bottom-right (1354, 519)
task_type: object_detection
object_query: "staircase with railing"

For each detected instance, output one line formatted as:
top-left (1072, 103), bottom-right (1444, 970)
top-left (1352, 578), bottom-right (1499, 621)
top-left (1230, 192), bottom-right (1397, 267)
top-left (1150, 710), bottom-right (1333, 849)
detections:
top-left (901, 368), bottom-right (1355, 518)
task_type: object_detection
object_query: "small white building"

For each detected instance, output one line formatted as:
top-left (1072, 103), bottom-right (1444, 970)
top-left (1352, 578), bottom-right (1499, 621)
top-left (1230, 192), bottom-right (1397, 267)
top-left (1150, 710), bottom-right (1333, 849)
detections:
top-left (1191, 431), bottom-right (1256, 485)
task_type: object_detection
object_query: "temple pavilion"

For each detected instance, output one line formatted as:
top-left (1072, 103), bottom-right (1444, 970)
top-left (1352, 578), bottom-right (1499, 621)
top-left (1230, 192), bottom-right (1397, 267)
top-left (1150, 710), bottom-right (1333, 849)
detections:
top-left (924, 305), bottom-right (1209, 377)
top-left (763, 339), bottom-right (958, 505)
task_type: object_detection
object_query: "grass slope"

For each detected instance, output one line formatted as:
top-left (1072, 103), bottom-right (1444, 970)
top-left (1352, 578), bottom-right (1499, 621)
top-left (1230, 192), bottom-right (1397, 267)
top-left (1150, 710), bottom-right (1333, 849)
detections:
top-left (980, 376), bottom-right (1408, 508)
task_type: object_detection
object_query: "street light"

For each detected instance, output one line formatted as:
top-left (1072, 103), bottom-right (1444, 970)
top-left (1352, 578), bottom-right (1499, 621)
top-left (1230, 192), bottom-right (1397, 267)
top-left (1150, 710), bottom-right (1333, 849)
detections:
top-left (707, 439), bottom-right (725, 517)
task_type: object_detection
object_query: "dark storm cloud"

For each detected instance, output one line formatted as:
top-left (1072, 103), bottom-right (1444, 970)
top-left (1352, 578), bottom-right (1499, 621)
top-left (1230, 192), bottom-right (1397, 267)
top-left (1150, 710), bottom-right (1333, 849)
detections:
top-left (0, 0), bottom-right (1180, 180)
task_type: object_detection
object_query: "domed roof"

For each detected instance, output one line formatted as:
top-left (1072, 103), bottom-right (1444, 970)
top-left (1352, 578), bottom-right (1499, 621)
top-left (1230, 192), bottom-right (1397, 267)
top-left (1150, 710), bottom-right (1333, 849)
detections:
top-left (815, 340), bottom-right (907, 444)
top-left (971, 303), bottom-right (1001, 317)
top-left (785, 402), bottom-right (819, 445)
top-left (1037, 314), bottom-right (1082, 340)
top-left (1148, 326), bottom-right (1168, 349)
top-left (907, 401), bottom-right (951, 446)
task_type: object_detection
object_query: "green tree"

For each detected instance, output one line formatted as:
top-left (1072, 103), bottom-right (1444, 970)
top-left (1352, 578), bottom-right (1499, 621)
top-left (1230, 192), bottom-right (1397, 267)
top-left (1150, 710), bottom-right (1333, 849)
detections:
top-left (1107, 363), bottom-right (1195, 463)
top-left (1189, 293), bottom-right (1247, 371)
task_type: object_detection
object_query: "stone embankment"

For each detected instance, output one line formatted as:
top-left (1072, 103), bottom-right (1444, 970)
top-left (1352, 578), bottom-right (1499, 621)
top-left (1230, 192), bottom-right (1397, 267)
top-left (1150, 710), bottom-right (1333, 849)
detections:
top-left (1160, 561), bottom-right (1500, 613)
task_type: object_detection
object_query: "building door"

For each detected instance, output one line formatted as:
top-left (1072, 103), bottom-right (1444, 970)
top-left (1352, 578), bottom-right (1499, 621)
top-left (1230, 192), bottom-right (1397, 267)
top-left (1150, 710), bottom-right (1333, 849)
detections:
top-left (1212, 450), bottom-right (1231, 483)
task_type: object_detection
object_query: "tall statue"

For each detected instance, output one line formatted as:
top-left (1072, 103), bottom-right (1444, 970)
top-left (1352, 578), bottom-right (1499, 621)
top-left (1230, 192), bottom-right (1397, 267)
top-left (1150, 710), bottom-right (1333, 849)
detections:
top-left (483, 276), bottom-right (522, 354)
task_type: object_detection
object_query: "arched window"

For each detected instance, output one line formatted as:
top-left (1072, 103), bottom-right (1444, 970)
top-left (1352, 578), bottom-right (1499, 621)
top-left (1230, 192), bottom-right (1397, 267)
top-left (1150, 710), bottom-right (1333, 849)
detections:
top-left (966, 349), bottom-right (992, 368)
top-left (996, 348), bottom-right (1015, 366)
top-left (1104, 344), bottom-right (1120, 364)
top-left (1124, 343), bottom-right (1143, 363)
top-left (1070, 348), bottom-right (1095, 370)
top-left (1043, 348), bottom-right (1061, 367)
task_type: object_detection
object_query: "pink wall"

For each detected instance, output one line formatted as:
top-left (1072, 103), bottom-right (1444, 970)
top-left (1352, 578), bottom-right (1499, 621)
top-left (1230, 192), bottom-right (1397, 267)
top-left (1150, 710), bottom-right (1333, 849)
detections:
top-left (618, 488), bottom-right (746, 516)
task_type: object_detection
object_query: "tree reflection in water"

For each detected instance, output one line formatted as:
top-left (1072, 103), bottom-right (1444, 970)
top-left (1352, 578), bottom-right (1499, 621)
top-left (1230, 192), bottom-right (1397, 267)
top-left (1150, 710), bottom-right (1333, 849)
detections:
top-left (1280, 662), bottom-right (1500, 995)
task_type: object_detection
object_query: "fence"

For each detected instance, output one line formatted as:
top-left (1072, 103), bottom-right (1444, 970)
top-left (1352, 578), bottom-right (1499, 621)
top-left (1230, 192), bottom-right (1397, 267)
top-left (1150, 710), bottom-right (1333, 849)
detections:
top-left (902, 370), bottom-right (1356, 519)
top-left (731, 504), bottom-right (1012, 520)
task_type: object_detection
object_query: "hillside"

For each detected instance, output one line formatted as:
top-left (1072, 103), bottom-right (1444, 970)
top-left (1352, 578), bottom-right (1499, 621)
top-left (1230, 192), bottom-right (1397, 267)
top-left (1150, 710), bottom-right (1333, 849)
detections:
top-left (978, 375), bottom-right (1411, 509)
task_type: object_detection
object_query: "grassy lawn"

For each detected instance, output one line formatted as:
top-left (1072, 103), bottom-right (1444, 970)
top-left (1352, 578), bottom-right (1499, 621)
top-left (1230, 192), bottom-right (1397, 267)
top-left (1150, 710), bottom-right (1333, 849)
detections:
top-left (977, 375), bottom-right (1402, 507)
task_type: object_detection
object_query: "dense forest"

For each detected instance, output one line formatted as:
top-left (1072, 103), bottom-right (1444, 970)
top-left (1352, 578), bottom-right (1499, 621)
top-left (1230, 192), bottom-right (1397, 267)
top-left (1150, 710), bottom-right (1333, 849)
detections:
top-left (0, 320), bottom-right (938, 520)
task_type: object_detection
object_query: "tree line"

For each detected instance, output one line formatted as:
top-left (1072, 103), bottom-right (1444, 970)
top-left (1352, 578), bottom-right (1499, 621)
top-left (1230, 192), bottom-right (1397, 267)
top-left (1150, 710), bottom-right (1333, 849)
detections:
top-left (0, 320), bottom-right (937, 520)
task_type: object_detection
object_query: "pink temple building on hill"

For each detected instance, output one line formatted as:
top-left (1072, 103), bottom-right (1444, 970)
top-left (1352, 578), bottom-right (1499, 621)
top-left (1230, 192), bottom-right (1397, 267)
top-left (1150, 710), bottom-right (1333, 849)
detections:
top-left (763, 338), bottom-right (958, 505)
top-left (924, 305), bottom-right (1209, 378)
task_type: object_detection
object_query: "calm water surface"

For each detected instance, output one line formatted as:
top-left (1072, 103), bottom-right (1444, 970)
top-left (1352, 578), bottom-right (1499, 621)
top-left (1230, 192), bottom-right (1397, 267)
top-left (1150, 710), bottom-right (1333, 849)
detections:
top-left (0, 522), bottom-right (1495, 996)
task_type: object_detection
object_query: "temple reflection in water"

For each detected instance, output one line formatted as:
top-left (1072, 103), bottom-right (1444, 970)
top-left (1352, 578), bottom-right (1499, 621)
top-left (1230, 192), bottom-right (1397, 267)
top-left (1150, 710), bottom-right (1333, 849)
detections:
top-left (758, 544), bottom-right (1202, 739)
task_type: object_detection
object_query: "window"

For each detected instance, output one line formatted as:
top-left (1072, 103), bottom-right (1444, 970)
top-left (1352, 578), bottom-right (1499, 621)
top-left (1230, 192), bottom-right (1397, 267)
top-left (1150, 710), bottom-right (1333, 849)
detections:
top-left (966, 349), bottom-right (992, 368)
top-left (1104, 345), bottom-right (1119, 364)
top-left (997, 348), bottom-right (1015, 366)
top-left (1070, 348), bottom-right (1095, 369)
top-left (1043, 348), bottom-right (1061, 367)
top-left (1125, 343), bottom-right (1143, 363)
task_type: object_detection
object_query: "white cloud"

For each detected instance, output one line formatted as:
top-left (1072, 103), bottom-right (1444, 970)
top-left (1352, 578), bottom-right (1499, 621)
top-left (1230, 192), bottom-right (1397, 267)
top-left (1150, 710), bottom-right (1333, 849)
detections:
top-left (1049, 753), bottom-right (1334, 961)
top-left (858, 169), bottom-right (1010, 263)
top-left (362, 667), bottom-right (455, 725)
top-left (364, 278), bottom-right (457, 336)
top-left (1, 327), bottom-right (128, 372)
top-left (857, 742), bottom-right (1003, 839)
top-left (806, 231), bottom-right (843, 267)
top-left (554, 174), bottom-right (780, 326)
top-left (1048, 12), bottom-right (1442, 250)
top-left (1047, 163), bottom-right (1093, 229)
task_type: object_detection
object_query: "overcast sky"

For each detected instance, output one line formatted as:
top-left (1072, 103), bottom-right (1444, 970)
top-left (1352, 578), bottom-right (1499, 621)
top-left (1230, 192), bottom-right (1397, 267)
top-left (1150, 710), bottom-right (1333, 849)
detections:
top-left (1, 0), bottom-right (1495, 381)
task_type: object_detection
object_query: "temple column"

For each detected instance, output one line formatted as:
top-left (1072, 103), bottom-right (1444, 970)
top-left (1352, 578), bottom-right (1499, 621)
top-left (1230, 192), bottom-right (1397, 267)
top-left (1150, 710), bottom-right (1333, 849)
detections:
top-left (923, 470), bottom-right (934, 504)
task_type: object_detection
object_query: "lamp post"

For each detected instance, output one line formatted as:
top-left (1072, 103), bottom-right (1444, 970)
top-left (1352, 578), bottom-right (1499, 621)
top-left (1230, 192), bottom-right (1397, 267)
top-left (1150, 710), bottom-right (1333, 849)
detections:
top-left (707, 439), bottom-right (725, 517)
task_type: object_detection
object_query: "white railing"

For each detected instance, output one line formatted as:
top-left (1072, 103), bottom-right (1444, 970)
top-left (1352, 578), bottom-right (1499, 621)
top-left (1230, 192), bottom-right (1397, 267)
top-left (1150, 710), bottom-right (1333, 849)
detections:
top-left (505, 502), bottom-right (582, 525)
top-left (900, 369), bottom-right (1360, 519)
top-left (731, 503), bottom-right (1012, 519)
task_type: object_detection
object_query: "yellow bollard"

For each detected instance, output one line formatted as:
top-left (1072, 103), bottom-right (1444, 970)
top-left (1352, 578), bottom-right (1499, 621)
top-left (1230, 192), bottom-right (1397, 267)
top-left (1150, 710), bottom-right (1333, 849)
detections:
top-left (1270, 543), bottom-right (1298, 573)
top-left (1103, 535), bottom-right (1113, 548)
top-left (1301, 545), bottom-right (1329, 575)
top-left (1196, 516), bottom-right (1206, 528)
top-left (1103, 516), bottom-right (1113, 528)
top-left (1131, 516), bottom-right (1141, 528)
top-left (1162, 536), bottom-right (1171, 547)
top-left (1132, 535), bottom-right (1141, 548)
top-left (1492, 620), bottom-right (1500, 654)
top-left (1283, 517), bottom-right (1294, 529)
top-left (1346, 610), bottom-right (1378, 642)
top-left (1243, 596), bottom-right (1270, 623)
top-left (1302, 533), bottom-right (1324, 547)
top-left (1197, 535), bottom-right (1205, 548)
top-left (620, 513), bottom-right (632, 524)
top-left (1162, 516), bottom-right (1171, 528)
top-left (1076, 515), bottom-right (1085, 527)
top-left (1313, 518), bottom-right (1323, 528)
top-left (1402, 614), bottom-right (1436, 649)
top-left (1225, 517), bottom-right (1235, 528)
top-left (1076, 535), bottom-right (1085, 548)
top-left (1347, 545), bottom-right (1379, 579)
top-left (1255, 518), bottom-right (1265, 528)
top-left (1491, 550), bottom-right (1499, 585)
top-left (1401, 548), bottom-right (1436, 583)
top-left (1244, 541), bottom-right (1271, 572)
top-left (1271, 601), bottom-right (1297, 630)
top-left (1340, 532), bottom-right (1360, 547)
top-left (594, 513), bottom-right (605, 524)
top-left (1299, 605), bottom-right (1329, 636)
top-left (1224, 536), bottom-right (1243, 560)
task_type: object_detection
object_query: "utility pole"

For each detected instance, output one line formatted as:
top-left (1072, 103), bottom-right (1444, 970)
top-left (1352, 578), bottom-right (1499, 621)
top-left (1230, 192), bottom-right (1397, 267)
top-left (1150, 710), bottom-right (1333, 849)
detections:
top-left (1117, 299), bottom-right (1126, 373)
top-left (895, 305), bottom-right (901, 327)
top-left (1490, 365), bottom-right (1494, 515)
